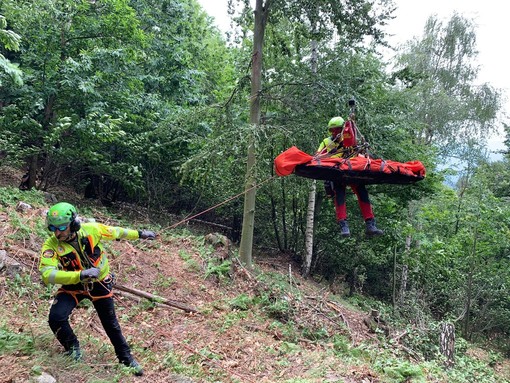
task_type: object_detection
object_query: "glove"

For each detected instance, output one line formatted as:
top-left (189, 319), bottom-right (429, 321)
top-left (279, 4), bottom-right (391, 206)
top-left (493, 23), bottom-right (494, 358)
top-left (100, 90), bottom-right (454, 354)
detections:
top-left (138, 229), bottom-right (156, 240)
top-left (80, 267), bottom-right (100, 281)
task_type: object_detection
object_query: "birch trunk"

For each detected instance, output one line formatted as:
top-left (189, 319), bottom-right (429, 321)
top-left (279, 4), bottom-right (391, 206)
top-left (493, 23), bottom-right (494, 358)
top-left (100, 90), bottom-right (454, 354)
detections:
top-left (303, 180), bottom-right (316, 277)
top-left (302, 39), bottom-right (318, 277)
top-left (440, 322), bottom-right (455, 368)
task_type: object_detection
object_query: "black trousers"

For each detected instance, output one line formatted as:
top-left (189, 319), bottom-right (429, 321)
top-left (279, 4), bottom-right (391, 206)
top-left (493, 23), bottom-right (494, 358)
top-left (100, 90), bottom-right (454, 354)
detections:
top-left (48, 283), bottom-right (132, 362)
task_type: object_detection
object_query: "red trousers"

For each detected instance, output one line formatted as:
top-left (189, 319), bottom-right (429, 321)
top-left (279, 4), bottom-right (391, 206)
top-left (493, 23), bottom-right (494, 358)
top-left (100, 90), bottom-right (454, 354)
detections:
top-left (333, 182), bottom-right (374, 221)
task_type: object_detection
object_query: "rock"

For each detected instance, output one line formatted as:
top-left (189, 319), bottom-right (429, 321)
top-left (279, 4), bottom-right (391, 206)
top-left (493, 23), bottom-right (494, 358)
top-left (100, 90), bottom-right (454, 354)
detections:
top-left (204, 232), bottom-right (231, 248)
top-left (33, 372), bottom-right (56, 383)
top-left (16, 201), bottom-right (32, 212)
top-left (363, 309), bottom-right (389, 336)
top-left (204, 233), bottom-right (232, 260)
top-left (0, 250), bottom-right (23, 277)
top-left (167, 374), bottom-right (195, 383)
top-left (43, 192), bottom-right (57, 204)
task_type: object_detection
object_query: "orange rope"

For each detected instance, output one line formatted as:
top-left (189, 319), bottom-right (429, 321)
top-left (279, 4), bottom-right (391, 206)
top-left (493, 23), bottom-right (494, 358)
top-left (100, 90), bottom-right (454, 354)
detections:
top-left (163, 176), bottom-right (276, 232)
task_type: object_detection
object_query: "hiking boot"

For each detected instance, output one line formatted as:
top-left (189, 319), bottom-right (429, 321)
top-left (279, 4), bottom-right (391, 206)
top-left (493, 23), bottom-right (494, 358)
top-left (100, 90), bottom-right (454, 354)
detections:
top-left (121, 358), bottom-right (144, 376)
top-left (64, 345), bottom-right (82, 361)
top-left (365, 218), bottom-right (383, 237)
top-left (338, 220), bottom-right (350, 237)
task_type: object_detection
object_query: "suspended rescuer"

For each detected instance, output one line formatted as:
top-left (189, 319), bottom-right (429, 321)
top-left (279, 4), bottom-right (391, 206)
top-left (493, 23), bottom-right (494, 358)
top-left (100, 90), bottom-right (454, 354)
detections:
top-left (316, 115), bottom-right (383, 237)
top-left (39, 202), bottom-right (156, 376)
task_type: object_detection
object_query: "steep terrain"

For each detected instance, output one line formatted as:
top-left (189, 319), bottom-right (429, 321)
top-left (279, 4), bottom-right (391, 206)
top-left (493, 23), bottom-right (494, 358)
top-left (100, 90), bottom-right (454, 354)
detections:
top-left (0, 169), bottom-right (508, 383)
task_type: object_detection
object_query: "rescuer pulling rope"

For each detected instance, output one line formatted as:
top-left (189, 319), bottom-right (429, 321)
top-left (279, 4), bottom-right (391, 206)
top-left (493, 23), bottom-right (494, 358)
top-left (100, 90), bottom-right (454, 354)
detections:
top-left (39, 202), bottom-right (156, 376)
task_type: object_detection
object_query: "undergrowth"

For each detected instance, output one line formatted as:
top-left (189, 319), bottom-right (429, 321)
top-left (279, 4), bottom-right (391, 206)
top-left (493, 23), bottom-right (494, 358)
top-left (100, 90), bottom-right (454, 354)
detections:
top-left (0, 186), bottom-right (508, 382)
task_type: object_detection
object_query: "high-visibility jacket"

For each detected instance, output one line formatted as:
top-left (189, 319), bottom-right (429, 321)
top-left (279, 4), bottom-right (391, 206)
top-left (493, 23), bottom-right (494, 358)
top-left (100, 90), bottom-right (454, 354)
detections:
top-left (317, 120), bottom-right (358, 158)
top-left (39, 222), bottom-right (139, 285)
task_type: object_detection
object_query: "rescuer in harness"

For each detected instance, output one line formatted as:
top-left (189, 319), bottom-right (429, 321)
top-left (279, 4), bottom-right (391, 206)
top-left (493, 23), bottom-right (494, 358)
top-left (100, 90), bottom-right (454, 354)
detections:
top-left (316, 110), bottom-right (384, 237)
top-left (39, 202), bottom-right (156, 376)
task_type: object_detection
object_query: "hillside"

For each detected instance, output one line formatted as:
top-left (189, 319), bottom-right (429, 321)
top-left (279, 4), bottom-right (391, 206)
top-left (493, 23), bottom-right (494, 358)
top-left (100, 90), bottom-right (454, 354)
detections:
top-left (0, 171), bottom-right (508, 383)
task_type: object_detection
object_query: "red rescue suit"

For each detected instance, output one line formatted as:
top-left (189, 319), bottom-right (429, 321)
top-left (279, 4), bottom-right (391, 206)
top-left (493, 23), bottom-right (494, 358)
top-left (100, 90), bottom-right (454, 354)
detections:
top-left (317, 120), bottom-right (374, 221)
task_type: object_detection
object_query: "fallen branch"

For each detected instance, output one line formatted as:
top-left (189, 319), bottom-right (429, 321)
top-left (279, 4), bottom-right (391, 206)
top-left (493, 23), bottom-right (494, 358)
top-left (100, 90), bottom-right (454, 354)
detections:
top-left (114, 283), bottom-right (198, 313)
top-left (115, 289), bottom-right (168, 309)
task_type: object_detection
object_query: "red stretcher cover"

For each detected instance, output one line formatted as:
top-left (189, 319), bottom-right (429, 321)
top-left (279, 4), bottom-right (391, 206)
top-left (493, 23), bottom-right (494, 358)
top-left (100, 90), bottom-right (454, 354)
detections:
top-left (274, 146), bottom-right (426, 185)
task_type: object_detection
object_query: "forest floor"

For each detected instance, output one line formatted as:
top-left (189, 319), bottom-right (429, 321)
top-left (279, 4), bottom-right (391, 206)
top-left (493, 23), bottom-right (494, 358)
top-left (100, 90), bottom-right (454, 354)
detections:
top-left (0, 166), bottom-right (509, 383)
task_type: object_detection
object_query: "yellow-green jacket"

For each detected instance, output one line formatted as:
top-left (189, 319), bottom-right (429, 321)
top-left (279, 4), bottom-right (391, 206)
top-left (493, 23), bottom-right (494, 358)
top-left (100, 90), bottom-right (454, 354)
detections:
top-left (317, 137), bottom-right (343, 158)
top-left (39, 222), bottom-right (139, 285)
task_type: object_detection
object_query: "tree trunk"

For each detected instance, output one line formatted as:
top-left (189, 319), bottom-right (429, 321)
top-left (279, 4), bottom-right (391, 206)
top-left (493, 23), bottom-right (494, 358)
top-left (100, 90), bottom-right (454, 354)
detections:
top-left (440, 322), bottom-right (455, 368)
top-left (398, 264), bottom-right (408, 304)
top-left (27, 154), bottom-right (38, 190)
top-left (463, 271), bottom-right (473, 339)
top-left (239, 0), bottom-right (269, 268)
top-left (281, 177), bottom-right (288, 249)
top-left (270, 188), bottom-right (283, 251)
top-left (397, 235), bottom-right (411, 305)
top-left (392, 246), bottom-right (397, 308)
top-left (302, 180), bottom-right (316, 277)
top-left (463, 221), bottom-right (478, 340)
top-left (302, 39), bottom-right (318, 278)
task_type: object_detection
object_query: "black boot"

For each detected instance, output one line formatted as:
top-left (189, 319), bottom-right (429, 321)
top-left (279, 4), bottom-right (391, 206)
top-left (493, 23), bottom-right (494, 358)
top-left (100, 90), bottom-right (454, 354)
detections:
top-left (338, 220), bottom-right (350, 237)
top-left (120, 357), bottom-right (143, 376)
top-left (64, 344), bottom-right (82, 361)
top-left (365, 218), bottom-right (383, 236)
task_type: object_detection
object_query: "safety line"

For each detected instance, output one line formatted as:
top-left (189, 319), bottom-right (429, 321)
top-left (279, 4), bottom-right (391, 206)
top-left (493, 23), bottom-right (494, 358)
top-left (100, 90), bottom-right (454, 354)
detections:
top-left (163, 175), bottom-right (277, 231)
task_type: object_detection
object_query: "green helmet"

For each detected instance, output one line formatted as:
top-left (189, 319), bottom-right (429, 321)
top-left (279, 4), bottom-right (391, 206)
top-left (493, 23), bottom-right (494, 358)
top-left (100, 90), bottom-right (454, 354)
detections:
top-left (328, 116), bottom-right (345, 129)
top-left (47, 202), bottom-right (77, 227)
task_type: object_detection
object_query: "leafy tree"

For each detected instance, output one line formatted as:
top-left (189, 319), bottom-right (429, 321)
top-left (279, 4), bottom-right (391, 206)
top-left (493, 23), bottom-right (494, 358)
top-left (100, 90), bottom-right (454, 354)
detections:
top-left (229, 0), bottom-right (397, 268)
top-left (0, 0), bottom-right (233, 210)
top-left (0, 0), bottom-right (146, 192)
top-left (0, 14), bottom-right (21, 86)
top-left (393, 13), bottom-right (501, 158)
top-left (398, 152), bottom-right (510, 345)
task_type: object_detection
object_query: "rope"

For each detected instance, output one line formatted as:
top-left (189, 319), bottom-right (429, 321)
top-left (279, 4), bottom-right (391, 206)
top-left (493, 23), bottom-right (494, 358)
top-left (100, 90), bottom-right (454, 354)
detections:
top-left (163, 175), bottom-right (277, 232)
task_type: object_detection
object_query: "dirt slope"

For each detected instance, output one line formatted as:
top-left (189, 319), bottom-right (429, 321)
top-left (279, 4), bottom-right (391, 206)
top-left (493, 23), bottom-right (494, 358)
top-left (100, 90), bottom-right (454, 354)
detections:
top-left (0, 199), bottom-right (381, 383)
top-left (1, 171), bottom-right (507, 383)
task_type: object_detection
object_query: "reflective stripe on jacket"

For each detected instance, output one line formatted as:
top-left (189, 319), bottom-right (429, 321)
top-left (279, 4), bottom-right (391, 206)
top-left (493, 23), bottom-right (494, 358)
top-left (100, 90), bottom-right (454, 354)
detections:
top-left (317, 137), bottom-right (342, 158)
top-left (39, 222), bottom-right (139, 285)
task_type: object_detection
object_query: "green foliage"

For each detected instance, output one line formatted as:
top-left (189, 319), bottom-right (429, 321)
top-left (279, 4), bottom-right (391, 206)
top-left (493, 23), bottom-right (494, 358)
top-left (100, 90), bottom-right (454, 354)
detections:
top-left (5, 273), bottom-right (39, 299)
top-left (0, 0), bottom-right (233, 209)
top-left (255, 274), bottom-right (296, 322)
top-left (331, 334), bottom-right (350, 356)
top-left (0, 14), bottom-right (22, 85)
top-left (205, 259), bottom-right (232, 280)
top-left (380, 360), bottom-right (425, 382)
top-left (218, 310), bottom-right (248, 332)
top-left (228, 293), bottom-right (256, 310)
top-left (0, 326), bottom-right (35, 355)
top-left (260, 293), bottom-right (294, 322)
top-left (0, 0), bottom-right (509, 376)
top-left (154, 274), bottom-right (175, 288)
top-left (0, 186), bottom-right (46, 208)
top-left (178, 249), bottom-right (200, 272)
top-left (300, 326), bottom-right (329, 342)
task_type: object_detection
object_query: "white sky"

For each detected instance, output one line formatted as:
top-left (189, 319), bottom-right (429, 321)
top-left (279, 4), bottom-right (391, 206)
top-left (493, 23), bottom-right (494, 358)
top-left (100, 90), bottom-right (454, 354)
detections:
top-left (198, 0), bottom-right (509, 157)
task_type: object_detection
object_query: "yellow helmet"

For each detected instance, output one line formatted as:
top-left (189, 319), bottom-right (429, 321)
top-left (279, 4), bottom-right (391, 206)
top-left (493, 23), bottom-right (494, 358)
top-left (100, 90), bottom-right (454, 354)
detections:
top-left (328, 116), bottom-right (344, 130)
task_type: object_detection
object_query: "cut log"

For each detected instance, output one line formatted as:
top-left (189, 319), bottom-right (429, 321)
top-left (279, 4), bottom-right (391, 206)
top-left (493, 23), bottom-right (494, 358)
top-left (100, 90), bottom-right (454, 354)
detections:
top-left (114, 283), bottom-right (198, 313)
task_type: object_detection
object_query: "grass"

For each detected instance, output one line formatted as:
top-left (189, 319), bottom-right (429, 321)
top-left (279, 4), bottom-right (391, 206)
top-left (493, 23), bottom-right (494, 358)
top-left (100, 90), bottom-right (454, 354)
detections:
top-left (1, 186), bottom-right (510, 382)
